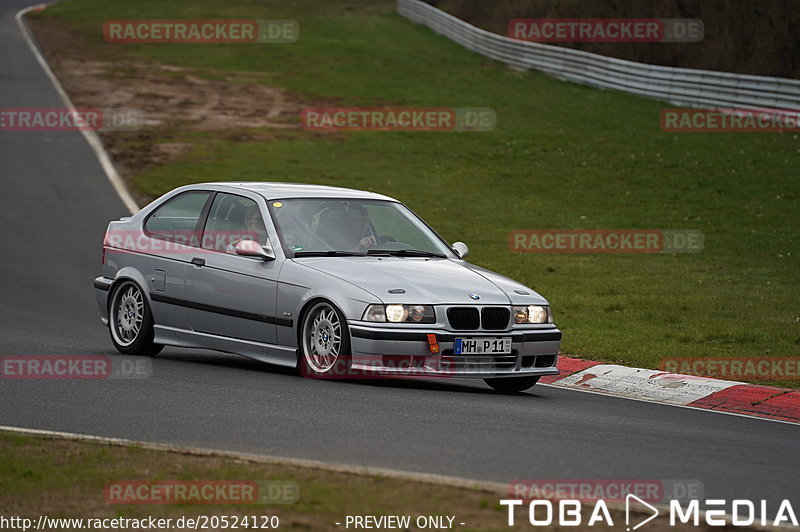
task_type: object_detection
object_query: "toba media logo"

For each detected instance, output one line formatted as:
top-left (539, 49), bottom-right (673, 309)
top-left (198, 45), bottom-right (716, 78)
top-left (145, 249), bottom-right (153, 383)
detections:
top-left (500, 497), bottom-right (798, 529)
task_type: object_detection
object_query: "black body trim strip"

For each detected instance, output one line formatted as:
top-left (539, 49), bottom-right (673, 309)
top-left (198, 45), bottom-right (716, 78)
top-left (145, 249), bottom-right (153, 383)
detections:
top-left (94, 277), bottom-right (113, 291)
top-left (351, 330), bottom-right (429, 342)
top-left (149, 293), bottom-right (293, 327)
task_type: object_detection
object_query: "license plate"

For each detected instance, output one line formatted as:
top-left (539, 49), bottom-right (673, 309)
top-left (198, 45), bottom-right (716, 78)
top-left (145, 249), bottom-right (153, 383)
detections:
top-left (454, 337), bottom-right (512, 355)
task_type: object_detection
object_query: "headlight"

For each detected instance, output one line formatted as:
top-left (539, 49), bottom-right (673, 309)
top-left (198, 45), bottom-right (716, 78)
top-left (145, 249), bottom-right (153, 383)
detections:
top-left (363, 304), bottom-right (435, 324)
top-left (385, 304), bottom-right (408, 322)
top-left (513, 305), bottom-right (551, 324)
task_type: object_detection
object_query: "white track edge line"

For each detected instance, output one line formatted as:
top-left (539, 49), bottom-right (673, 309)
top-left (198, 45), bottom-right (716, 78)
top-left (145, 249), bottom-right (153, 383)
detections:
top-left (15, 3), bottom-right (140, 215)
top-left (542, 382), bottom-right (800, 427)
top-left (0, 424), bottom-right (506, 493)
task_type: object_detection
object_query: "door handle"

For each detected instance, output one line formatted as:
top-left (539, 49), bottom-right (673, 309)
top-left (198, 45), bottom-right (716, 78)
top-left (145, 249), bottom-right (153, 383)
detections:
top-left (191, 257), bottom-right (206, 267)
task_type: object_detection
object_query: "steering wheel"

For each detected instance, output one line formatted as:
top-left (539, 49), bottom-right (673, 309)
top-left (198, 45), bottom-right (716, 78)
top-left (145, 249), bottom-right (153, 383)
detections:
top-left (376, 235), bottom-right (397, 245)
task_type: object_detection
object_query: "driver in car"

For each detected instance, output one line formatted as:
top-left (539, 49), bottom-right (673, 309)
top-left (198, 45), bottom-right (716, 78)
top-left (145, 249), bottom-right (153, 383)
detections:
top-left (345, 205), bottom-right (377, 250)
top-left (314, 203), bottom-right (380, 251)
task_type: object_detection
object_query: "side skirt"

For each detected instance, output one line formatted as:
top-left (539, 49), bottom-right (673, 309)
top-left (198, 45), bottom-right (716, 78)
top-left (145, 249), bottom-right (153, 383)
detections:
top-left (153, 325), bottom-right (298, 368)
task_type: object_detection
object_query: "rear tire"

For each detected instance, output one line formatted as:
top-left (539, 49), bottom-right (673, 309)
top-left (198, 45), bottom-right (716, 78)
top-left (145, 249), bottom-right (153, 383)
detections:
top-left (484, 376), bottom-right (540, 393)
top-left (108, 280), bottom-right (163, 356)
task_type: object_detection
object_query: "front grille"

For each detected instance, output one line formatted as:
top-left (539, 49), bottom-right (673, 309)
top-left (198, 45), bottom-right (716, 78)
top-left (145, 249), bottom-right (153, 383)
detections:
top-left (441, 350), bottom-right (516, 371)
top-left (447, 307), bottom-right (480, 330)
top-left (447, 306), bottom-right (511, 330)
top-left (521, 355), bottom-right (557, 368)
top-left (481, 307), bottom-right (510, 330)
top-left (535, 354), bottom-right (556, 368)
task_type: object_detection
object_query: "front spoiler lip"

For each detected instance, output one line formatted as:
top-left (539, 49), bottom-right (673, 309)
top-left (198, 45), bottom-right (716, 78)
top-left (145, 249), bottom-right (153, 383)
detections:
top-left (349, 324), bottom-right (562, 343)
top-left (348, 323), bottom-right (561, 379)
top-left (347, 364), bottom-right (560, 379)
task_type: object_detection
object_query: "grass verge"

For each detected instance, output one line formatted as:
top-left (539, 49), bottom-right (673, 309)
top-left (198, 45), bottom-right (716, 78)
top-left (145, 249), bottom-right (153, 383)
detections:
top-left (0, 431), bottom-right (681, 532)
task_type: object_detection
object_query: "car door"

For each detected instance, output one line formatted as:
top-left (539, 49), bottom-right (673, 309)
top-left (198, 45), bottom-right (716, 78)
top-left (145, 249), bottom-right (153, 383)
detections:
top-left (139, 189), bottom-right (213, 331)
top-left (185, 192), bottom-right (281, 345)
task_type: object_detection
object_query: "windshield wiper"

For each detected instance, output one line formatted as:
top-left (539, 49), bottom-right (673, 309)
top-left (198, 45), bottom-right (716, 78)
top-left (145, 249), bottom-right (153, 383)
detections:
top-left (293, 250), bottom-right (367, 257)
top-left (366, 249), bottom-right (447, 258)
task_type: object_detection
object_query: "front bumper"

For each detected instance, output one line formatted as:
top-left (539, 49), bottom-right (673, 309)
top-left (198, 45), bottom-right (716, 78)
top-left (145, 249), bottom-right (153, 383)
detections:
top-left (348, 323), bottom-right (561, 378)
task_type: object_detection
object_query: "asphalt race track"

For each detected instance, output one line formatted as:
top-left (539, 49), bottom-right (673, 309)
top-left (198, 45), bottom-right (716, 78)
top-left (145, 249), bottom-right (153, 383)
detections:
top-left (0, 0), bottom-right (798, 514)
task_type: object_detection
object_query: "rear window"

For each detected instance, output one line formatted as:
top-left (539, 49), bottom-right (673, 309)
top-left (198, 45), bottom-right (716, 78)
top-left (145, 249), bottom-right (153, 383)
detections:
top-left (144, 191), bottom-right (211, 245)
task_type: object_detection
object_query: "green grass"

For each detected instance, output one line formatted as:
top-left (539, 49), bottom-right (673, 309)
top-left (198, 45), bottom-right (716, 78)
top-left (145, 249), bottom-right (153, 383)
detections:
top-left (2, 432), bottom-right (652, 531)
top-left (35, 0), bottom-right (800, 385)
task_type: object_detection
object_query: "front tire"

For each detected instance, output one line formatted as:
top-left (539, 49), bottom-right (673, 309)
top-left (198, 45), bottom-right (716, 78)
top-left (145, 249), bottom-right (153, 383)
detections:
top-left (300, 301), bottom-right (351, 378)
top-left (109, 280), bottom-right (163, 356)
top-left (484, 376), bottom-right (540, 393)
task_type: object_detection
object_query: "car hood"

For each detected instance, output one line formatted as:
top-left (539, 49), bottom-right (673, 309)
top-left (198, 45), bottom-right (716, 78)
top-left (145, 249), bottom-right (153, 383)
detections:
top-left (292, 257), bottom-right (547, 305)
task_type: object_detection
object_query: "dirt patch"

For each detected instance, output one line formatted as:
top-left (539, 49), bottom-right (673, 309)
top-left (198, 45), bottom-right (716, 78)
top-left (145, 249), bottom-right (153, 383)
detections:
top-left (25, 17), bottom-right (306, 204)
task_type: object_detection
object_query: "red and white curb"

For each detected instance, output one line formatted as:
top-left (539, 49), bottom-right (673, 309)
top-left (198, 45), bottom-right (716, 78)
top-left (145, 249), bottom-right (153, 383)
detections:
top-left (543, 357), bottom-right (800, 424)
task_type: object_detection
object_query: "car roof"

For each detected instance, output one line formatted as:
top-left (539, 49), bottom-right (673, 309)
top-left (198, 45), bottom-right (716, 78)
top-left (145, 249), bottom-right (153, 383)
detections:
top-left (190, 182), bottom-right (398, 202)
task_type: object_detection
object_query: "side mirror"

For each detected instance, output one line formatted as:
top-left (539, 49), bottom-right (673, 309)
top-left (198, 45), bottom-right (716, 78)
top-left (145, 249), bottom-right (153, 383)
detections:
top-left (235, 239), bottom-right (276, 261)
top-left (451, 241), bottom-right (470, 259)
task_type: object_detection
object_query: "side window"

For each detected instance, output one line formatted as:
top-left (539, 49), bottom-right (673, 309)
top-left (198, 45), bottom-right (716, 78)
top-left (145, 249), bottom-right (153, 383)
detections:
top-left (201, 193), bottom-right (268, 253)
top-left (144, 191), bottom-right (210, 245)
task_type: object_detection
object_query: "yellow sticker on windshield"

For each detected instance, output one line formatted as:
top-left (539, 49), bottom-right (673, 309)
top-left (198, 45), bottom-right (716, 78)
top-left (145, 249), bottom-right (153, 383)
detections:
top-left (273, 202), bottom-right (283, 207)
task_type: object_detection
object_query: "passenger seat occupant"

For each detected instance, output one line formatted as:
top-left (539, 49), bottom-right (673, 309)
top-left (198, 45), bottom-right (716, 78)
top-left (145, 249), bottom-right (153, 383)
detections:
top-left (242, 205), bottom-right (268, 245)
top-left (224, 205), bottom-right (268, 254)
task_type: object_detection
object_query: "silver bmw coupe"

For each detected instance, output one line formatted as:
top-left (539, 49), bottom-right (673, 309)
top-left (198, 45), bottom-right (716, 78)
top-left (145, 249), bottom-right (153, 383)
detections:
top-left (94, 183), bottom-right (561, 392)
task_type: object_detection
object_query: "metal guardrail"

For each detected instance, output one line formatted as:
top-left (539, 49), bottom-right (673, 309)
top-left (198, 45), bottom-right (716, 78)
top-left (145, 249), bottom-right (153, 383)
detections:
top-left (397, 0), bottom-right (800, 113)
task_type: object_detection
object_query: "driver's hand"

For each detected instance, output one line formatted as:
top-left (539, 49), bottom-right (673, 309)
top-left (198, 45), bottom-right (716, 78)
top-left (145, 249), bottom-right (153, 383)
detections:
top-left (357, 235), bottom-right (377, 250)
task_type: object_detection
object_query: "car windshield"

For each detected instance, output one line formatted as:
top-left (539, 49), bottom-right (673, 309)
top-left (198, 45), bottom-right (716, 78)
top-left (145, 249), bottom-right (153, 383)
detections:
top-left (270, 198), bottom-right (453, 257)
